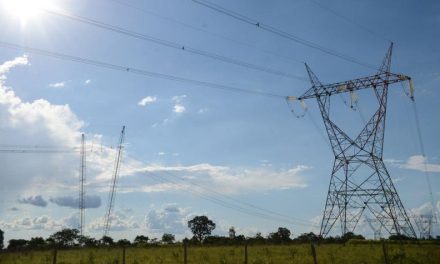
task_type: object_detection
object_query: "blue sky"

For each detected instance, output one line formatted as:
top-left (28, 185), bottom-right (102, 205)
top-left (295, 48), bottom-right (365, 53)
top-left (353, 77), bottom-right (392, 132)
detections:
top-left (0, 0), bottom-right (439, 242)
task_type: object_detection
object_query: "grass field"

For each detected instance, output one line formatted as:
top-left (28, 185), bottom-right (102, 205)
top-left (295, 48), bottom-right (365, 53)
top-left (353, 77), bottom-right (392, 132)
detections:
top-left (1, 242), bottom-right (439, 264)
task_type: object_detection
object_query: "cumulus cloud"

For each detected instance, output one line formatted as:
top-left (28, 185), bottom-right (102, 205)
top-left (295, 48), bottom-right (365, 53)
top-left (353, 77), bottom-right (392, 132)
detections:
top-left (84, 79), bottom-right (91, 85)
top-left (0, 56), bottom-right (28, 76)
top-left (88, 210), bottom-right (139, 231)
top-left (0, 213), bottom-right (78, 231)
top-left (138, 96), bottom-right (157, 106)
top-left (49, 82), bottom-right (66, 88)
top-left (0, 56), bottom-right (84, 196)
top-left (145, 204), bottom-right (193, 235)
top-left (172, 95), bottom-right (186, 113)
top-left (49, 195), bottom-right (101, 209)
top-left (408, 202), bottom-right (437, 217)
top-left (18, 195), bottom-right (48, 207)
top-left (173, 104), bottom-right (186, 113)
top-left (400, 155), bottom-right (440, 173)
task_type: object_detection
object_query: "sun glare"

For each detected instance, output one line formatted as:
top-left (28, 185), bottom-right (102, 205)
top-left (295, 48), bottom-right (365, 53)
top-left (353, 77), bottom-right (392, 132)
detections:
top-left (2, 0), bottom-right (54, 24)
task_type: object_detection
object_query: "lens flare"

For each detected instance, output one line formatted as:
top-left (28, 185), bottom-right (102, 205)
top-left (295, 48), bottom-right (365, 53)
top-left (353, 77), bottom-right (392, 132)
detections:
top-left (2, 0), bottom-right (54, 24)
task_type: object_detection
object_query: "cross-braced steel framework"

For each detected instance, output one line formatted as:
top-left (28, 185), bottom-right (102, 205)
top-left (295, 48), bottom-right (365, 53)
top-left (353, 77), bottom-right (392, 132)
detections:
top-left (414, 214), bottom-right (436, 239)
top-left (79, 133), bottom-right (86, 237)
top-left (296, 43), bottom-right (416, 238)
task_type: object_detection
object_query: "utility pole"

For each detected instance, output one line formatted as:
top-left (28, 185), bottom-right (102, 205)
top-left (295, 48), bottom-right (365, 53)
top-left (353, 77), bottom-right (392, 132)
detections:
top-left (103, 126), bottom-right (125, 237)
top-left (288, 43), bottom-right (416, 238)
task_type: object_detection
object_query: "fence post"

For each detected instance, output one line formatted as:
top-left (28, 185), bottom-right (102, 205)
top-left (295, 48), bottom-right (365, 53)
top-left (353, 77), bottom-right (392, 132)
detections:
top-left (310, 242), bottom-right (318, 264)
top-left (184, 242), bottom-right (187, 264)
top-left (382, 241), bottom-right (389, 264)
top-left (244, 242), bottom-right (248, 264)
top-left (52, 248), bottom-right (58, 264)
top-left (122, 247), bottom-right (126, 264)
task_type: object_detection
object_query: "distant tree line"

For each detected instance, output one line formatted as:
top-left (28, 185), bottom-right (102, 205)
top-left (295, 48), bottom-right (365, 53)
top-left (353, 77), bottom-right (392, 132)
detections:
top-left (0, 215), bottom-right (438, 251)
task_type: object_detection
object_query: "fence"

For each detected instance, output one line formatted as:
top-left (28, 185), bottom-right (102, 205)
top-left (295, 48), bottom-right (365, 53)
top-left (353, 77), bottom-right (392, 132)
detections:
top-left (2, 241), bottom-right (439, 264)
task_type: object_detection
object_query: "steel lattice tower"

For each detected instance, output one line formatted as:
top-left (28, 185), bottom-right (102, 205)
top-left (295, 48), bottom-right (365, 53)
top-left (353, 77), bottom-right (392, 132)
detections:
top-left (103, 126), bottom-right (125, 237)
top-left (79, 133), bottom-right (86, 237)
top-left (294, 43), bottom-right (416, 238)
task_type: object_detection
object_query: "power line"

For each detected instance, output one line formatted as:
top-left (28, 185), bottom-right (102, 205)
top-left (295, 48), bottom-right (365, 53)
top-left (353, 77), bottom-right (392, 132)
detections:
top-left (308, 0), bottom-right (392, 43)
top-left (411, 101), bottom-right (437, 220)
top-left (104, 0), bottom-right (305, 65)
top-left (44, 8), bottom-right (307, 81)
top-left (0, 41), bottom-right (286, 99)
top-left (191, 0), bottom-right (377, 70)
top-left (0, 144), bottom-right (79, 154)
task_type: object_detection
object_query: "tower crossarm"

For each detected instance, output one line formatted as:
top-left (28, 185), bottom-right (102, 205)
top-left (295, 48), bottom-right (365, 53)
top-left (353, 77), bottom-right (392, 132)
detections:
top-left (297, 73), bottom-right (410, 100)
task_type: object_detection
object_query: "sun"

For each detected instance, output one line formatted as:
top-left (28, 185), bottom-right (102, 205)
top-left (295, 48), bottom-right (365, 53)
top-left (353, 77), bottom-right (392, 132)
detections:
top-left (2, 0), bottom-right (54, 24)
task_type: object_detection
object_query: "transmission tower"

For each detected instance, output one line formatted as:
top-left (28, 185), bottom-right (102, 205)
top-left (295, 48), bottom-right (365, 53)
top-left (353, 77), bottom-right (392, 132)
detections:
top-left (79, 133), bottom-right (86, 237)
top-left (365, 217), bottom-right (383, 240)
top-left (103, 126), bottom-right (125, 237)
top-left (290, 43), bottom-right (416, 238)
top-left (413, 214), bottom-right (436, 239)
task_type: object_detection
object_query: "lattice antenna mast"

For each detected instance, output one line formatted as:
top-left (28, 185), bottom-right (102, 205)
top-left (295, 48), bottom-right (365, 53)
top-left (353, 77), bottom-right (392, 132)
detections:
top-left (103, 126), bottom-right (125, 237)
top-left (289, 43), bottom-right (417, 238)
top-left (79, 133), bottom-right (86, 237)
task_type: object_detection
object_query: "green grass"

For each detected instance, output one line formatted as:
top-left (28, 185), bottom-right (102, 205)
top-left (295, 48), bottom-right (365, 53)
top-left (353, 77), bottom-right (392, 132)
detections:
top-left (1, 243), bottom-right (439, 264)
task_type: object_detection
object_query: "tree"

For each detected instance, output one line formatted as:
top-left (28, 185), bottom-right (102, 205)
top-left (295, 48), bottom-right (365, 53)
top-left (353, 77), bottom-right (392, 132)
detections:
top-left (296, 232), bottom-right (318, 243)
top-left (187, 215), bottom-right (216, 243)
top-left (133, 235), bottom-right (149, 246)
top-left (269, 227), bottom-right (291, 243)
top-left (7, 239), bottom-right (28, 250)
top-left (161, 233), bottom-right (175, 244)
top-left (116, 239), bottom-right (131, 247)
top-left (78, 235), bottom-right (98, 247)
top-left (100, 235), bottom-right (114, 246)
top-left (0, 229), bottom-right (3, 250)
top-left (48, 228), bottom-right (79, 248)
top-left (342, 232), bottom-right (365, 242)
top-left (28, 237), bottom-right (46, 249)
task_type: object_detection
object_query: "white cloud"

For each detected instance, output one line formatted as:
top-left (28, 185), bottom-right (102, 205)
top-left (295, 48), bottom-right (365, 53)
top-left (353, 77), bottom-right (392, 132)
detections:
top-left (409, 202), bottom-right (436, 217)
top-left (84, 79), bottom-right (91, 85)
top-left (114, 163), bottom-right (309, 195)
top-left (0, 56), bottom-right (138, 201)
top-left (88, 210), bottom-right (139, 231)
top-left (198, 108), bottom-right (208, 114)
top-left (49, 82), bottom-right (66, 88)
top-left (138, 96), bottom-right (157, 106)
top-left (0, 56), bottom-right (28, 76)
top-left (158, 152), bottom-right (166, 156)
top-left (400, 155), bottom-right (440, 173)
top-left (0, 213), bottom-right (78, 231)
top-left (172, 95), bottom-right (187, 114)
top-left (145, 204), bottom-right (193, 235)
top-left (173, 104), bottom-right (186, 113)
top-left (0, 57), bottom-right (84, 197)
